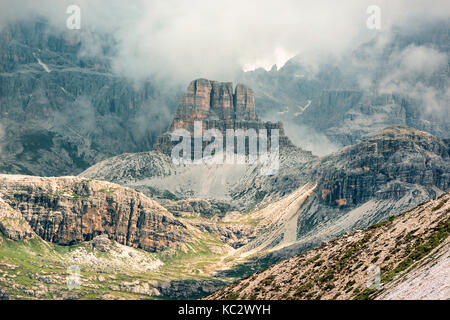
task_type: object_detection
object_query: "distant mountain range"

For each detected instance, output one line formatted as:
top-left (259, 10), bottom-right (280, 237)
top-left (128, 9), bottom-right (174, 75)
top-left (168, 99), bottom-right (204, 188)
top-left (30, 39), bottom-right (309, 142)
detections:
top-left (0, 20), bottom-right (181, 176)
top-left (0, 19), bottom-right (448, 174)
top-left (238, 20), bottom-right (449, 151)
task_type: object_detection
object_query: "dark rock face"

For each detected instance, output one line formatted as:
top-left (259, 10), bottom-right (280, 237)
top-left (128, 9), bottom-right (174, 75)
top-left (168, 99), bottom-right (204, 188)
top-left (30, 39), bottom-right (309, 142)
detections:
top-left (0, 175), bottom-right (190, 252)
top-left (163, 198), bottom-right (232, 217)
top-left (153, 79), bottom-right (295, 156)
top-left (0, 289), bottom-right (9, 300)
top-left (314, 126), bottom-right (450, 208)
top-left (0, 196), bottom-right (35, 241)
top-left (0, 20), bottom-right (178, 176)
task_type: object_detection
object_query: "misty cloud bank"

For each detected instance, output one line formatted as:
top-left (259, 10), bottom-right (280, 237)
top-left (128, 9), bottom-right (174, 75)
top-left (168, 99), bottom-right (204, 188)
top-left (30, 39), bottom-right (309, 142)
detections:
top-left (378, 45), bottom-right (449, 116)
top-left (1, 0), bottom-right (449, 84)
top-left (0, 0), bottom-right (448, 158)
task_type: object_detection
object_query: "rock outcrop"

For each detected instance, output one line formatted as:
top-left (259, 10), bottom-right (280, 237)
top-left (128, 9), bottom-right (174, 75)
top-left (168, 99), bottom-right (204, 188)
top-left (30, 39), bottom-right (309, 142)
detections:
top-left (314, 126), bottom-right (449, 208)
top-left (168, 79), bottom-right (259, 132)
top-left (0, 174), bottom-right (190, 252)
top-left (92, 234), bottom-right (111, 252)
top-left (0, 196), bottom-right (34, 240)
top-left (153, 79), bottom-right (295, 156)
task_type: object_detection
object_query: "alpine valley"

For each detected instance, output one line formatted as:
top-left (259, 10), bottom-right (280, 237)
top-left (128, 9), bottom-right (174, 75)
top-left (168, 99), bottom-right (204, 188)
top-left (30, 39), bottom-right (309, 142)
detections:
top-left (0, 16), bottom-right (449, 300)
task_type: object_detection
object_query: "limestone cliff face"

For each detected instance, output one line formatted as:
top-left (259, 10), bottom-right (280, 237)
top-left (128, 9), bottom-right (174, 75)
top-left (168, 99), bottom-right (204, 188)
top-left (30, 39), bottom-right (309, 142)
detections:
top-left (315, 126), bottom-right (450, 208)
top-left (169, 79), bottom-right (258, 132)
top-left (0, 20), bottom-right (179, 177)
top-left (0, 196), bottom-right (35, 240)
top-left (153, 79), bottom-right (294, 155)
top-left (0, 175), bottom-right (190, 252)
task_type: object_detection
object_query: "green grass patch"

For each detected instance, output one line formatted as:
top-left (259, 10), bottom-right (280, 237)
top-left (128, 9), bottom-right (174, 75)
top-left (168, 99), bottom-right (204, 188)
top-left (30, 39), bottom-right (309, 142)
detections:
top-left (382, 217), bottom-right (449, 283)
top-left (354, 288), bottom-right (378, 300)
top-left (294, 281), bottom-right (313, 298)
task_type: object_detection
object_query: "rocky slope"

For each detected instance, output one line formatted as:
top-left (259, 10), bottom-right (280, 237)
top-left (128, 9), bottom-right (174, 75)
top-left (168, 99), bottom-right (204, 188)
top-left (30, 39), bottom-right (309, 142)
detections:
top-left (0, 174), bottom-right (190, 252)
top-left (208, 126), bottom-right (449, 279)
top-left (207, 193), bottom-right (450, 300)
top-left (0, 230), bottom-right (229, 300)
top-left (0, 174), bottom-right (244, 299)
top-left (81, 78), bottom-right (314, 207)
top-left (375, 241), bottom-right (449, 300)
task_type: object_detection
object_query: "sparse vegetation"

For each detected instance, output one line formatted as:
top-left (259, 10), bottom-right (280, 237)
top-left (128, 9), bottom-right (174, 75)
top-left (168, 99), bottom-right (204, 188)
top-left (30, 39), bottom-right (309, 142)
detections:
top-left (207, 194), bottom-right (450, 301)
top-left (382, 217), bottom-right (449, 283)
top-left (0, 222), bottom-right (231, 300)
top-left (261, 275), bottom-right (276, 286)
top-left (294, 281), bottom-right (313, 298)
top-left (354, 288), bottom-right (378, 300)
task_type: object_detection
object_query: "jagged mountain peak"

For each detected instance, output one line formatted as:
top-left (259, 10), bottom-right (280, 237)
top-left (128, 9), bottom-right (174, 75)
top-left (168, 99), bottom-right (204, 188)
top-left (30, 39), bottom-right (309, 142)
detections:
top-left (171, 78), bottom-right (258, 128)
top-left (152, 78), bottom-right (296, 155)
top-left (371, 125), bottom-right (436, 139)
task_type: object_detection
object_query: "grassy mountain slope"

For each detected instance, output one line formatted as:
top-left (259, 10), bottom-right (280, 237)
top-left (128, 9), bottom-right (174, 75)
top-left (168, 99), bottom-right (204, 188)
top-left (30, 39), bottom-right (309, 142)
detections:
top-left (206, 193), bottom-right (449, 300)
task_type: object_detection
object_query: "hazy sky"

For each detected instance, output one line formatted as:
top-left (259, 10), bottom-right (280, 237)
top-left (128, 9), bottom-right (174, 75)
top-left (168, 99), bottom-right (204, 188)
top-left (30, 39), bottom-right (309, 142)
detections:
top-left (1, 0), bottom-right (449, 83)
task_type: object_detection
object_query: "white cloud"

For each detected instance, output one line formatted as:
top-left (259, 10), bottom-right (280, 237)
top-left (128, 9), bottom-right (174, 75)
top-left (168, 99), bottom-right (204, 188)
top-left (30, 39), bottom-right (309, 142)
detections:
top-left (377, 45), bottom-right (448, 115)
top-left (1, 0), bottom-right (449, 84)
top-left (394, 45), bottom-right (447, 77)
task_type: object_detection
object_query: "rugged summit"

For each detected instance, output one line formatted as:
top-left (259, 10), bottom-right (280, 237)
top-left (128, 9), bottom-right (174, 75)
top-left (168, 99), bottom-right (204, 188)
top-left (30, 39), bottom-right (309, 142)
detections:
top-left (153, 79), bottom-right (295, 155)
top-left (170, 79), bottom-right (258, 131)
top-left (315, 126), bottom-right (449, 208)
